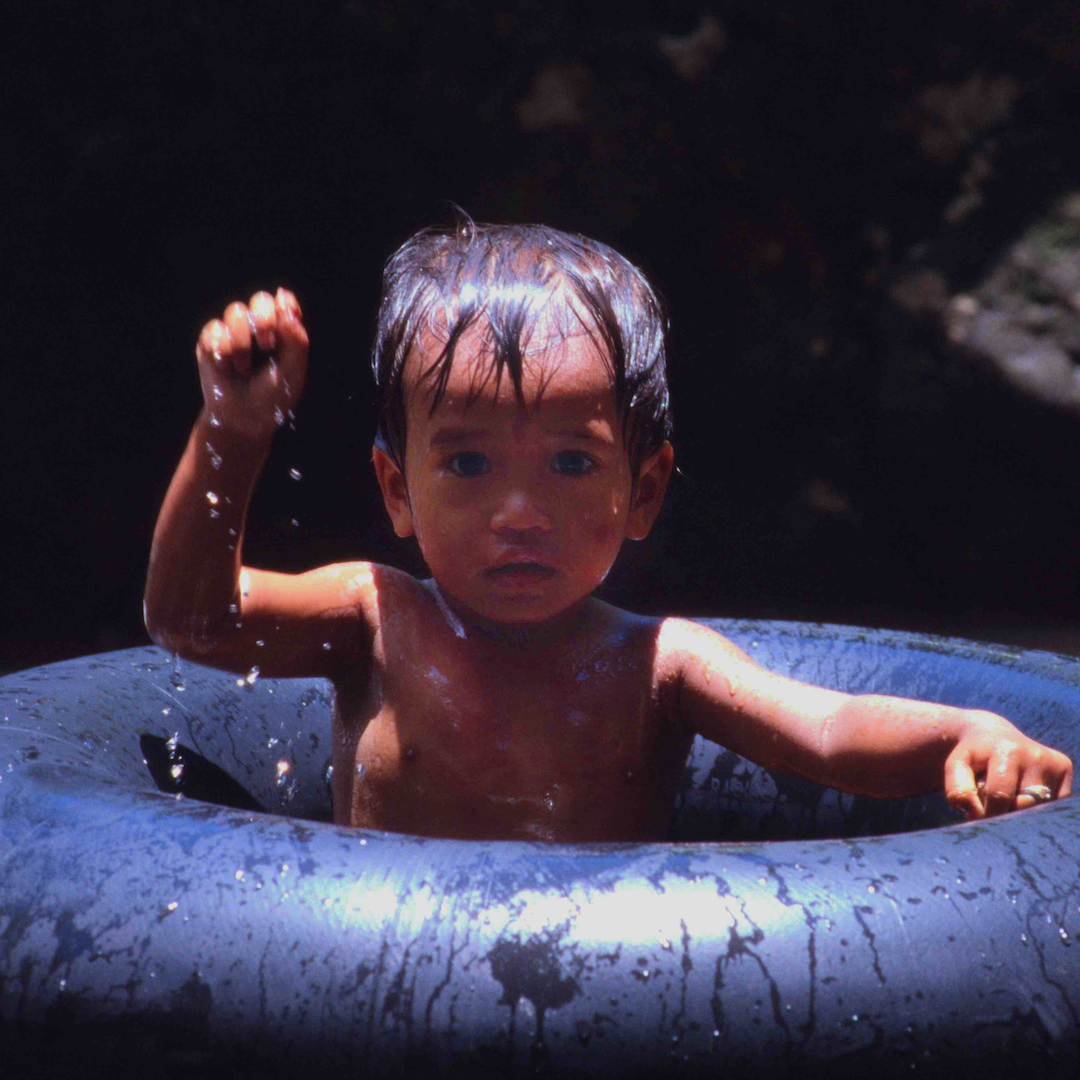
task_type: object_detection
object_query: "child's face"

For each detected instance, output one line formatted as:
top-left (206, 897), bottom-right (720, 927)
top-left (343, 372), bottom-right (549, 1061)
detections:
top-left (374, 316), bottom-right (672, 625)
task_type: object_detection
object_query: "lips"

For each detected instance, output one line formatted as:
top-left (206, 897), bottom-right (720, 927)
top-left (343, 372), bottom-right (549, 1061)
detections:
top-left (483, 560), bottom-right (557, 587)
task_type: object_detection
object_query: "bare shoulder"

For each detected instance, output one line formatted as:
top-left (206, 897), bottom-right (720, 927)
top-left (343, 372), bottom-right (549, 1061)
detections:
top-left (195, 560), bottom-right (427, 679)
top-left (653, 617), bottom-right (753, 683)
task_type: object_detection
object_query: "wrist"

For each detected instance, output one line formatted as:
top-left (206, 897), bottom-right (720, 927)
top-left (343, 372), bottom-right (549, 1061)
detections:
top-left (196, 407), bottom-right (276, 459)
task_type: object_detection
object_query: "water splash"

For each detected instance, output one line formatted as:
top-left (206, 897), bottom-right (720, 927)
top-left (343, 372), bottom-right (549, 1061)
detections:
top-left (423, 578), bottom-right (466, 638)
top-left (169, 657), bottom-right (185, 692)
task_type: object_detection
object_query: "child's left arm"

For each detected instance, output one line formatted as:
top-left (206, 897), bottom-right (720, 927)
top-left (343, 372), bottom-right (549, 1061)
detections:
top-left (659, 619), bottom-right (1073, 819)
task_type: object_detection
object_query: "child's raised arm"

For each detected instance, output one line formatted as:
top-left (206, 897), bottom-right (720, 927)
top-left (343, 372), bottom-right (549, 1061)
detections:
top-left (660, 618), bottom-right (1073, 819)
top-left (144, 289), bottom-right (373, 679)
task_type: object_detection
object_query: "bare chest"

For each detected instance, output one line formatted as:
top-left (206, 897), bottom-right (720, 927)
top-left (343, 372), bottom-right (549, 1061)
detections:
top-left (332, 617), bottom-right (688, 839)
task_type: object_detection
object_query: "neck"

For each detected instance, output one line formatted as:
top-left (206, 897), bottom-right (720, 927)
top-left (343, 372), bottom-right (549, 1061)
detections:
top-left (422, 579), bottom-right (600, 649)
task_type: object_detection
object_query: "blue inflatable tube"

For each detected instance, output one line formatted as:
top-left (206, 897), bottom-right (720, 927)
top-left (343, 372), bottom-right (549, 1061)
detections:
top-left (2, 619), bottom-right (1078, 1078)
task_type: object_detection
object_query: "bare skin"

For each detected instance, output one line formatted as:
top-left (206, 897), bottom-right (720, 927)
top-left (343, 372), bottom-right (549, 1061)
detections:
top-left (144, 287), bottom-right (1073, 840)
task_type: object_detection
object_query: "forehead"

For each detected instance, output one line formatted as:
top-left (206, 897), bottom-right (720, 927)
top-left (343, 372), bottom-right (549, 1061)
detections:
top-left (402, 311), bottom-right (616, 419)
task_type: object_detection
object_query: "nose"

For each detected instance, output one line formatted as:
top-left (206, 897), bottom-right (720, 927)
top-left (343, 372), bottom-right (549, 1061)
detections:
top-left (490, 486), bottom-right (551, 534)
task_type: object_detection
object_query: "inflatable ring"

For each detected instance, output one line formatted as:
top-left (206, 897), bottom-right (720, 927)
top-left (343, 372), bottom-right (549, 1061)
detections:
top-left (2, 619), bottom-right (1078, 1078)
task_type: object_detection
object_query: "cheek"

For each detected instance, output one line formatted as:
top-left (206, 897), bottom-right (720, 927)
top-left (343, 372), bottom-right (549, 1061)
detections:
top-left (585, 494), bottom-right (627, 548)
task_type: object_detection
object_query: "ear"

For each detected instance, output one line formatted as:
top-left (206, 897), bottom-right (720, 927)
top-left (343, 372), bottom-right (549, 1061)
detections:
top-left (372, 445), bottom-right (414, 538)
top-left (625, 442), bottom-right (674, 541)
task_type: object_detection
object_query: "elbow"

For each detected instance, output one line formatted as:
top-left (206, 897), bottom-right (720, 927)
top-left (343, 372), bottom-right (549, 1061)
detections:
top-left (143, 591), bottom-right (232, 659)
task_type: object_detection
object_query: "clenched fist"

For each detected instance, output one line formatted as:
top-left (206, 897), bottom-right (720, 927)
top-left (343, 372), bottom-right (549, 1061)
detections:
top-left (195, 287), bottom-right (309, 441)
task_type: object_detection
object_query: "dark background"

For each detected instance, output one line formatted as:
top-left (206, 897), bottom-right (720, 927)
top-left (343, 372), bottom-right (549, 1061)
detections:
top-left (6, 1), bottom-right (1080, 675)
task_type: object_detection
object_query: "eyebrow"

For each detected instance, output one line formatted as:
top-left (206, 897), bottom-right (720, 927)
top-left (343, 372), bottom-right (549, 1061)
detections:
top-left (554, 427), bottom-right (616, 445)
top-left (428, 426), bottom-right (492, 447)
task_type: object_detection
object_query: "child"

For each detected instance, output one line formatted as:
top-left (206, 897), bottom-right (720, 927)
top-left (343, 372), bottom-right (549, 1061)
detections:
top-left (145, 221), bottom-right (1072, 840)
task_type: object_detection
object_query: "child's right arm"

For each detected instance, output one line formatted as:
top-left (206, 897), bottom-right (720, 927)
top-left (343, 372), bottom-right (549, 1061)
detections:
top-left (144, 289), bottom-right (374, 679)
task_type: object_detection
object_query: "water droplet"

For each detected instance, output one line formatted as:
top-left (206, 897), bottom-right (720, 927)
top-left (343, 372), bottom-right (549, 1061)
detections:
top-left (228, 602), bottom-right (238, 613)
top-left (291, 518), bottom-right (300, 527)
top-left (712, 1030), bottom-right (721, 1039)
top-left (170, 762), bottom-right (184, 780)
top-left (235, 870), bottom-right (244, 882)
top-left (280, 864), bottom-right (289, 874)
top-left (274, 406), bottom-right (285, 426)
top-left (267, 736), bottom-right (279, 748)
top-left (59, 979), bottom-right (67, 990)
top-left (289, 467), bottom-right (302, 481)
top-left (1059, 926), bottom-right (1071, 945)
top-left (355, 762), bottom-right (366, 778)
top-left (205, 441), bottom-right (222, 469)
top-left (276, 760), bottom-right (290, 785)
top-left (867, 884), bottom-right (876, 894)
top-left (161, 707), bottom-right (171, 716)
top-left (851, 1014), bottom-right (859, 1022)
top-left (166, 733), bottom-right (179, 753)
top-left (255, 639), bottom-right (265, 647)
top-left (206, 491), bottom-right (219, 506)
top-left (324, 763), bottom-right (334, 785)
top-left (322, 641), bottom-right (331, 651)
top-left (211, 384), bottom-right (224, 400)
top-left (1021, 932), bottom-right (1028, 943)
top-left (209, 508), bottom-right (220, 518)
top-left (209, 413), bottom-right (221, 428)
top-left (245, 666), bottom-right (259, 685)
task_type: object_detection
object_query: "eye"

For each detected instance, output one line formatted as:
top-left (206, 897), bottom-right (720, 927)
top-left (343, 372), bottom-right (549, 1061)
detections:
top-left (552, 450), bottom-right (596, 477)
top-left (446, 451), bottom-right (490, 478)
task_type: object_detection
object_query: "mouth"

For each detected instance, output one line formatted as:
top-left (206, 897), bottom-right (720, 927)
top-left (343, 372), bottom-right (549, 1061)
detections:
top-left (483, 561), bottom-right (558, 587)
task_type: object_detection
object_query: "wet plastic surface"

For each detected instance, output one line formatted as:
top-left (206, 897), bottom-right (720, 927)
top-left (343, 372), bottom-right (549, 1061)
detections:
top-left (2, 620), bottom-right (1078, 1077)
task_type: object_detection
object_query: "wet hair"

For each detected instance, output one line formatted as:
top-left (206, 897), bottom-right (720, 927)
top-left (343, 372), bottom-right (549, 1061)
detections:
top-left (371, 218), bottom-right (672, 477)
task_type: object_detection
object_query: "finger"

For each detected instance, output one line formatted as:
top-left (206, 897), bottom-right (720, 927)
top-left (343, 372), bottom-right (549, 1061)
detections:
top-left (274, 288), bottom-right (309, 397)
top-left (248, 291), bottom-right (278, 352)
top-left (945, 753), bottom-right (985, 820)
top-left (222, 302), bottom-right (253, 375)
top-left (197, 319), bottom-right (232, 368)
top-left (276, 286), bottom-right (303, 322)
top-left (982, 743), bottom-right (1021, 817)
top-left (1018, 748), bottom-right (1073, 805)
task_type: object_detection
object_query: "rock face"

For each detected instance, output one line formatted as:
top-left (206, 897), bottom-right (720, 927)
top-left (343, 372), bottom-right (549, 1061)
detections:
top-left (945, 198), bottom-right (1080, 413)
top-left (6, 2), bottom-right (1080, 668)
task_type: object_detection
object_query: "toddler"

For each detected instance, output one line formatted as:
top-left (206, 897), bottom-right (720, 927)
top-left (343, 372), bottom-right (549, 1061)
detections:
top-left (145, 221), bottom-right (1072, 840)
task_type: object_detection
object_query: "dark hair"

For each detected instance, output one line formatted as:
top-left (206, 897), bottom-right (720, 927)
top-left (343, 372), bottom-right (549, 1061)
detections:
top-left (371, 218), bottom-right (671, 477)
